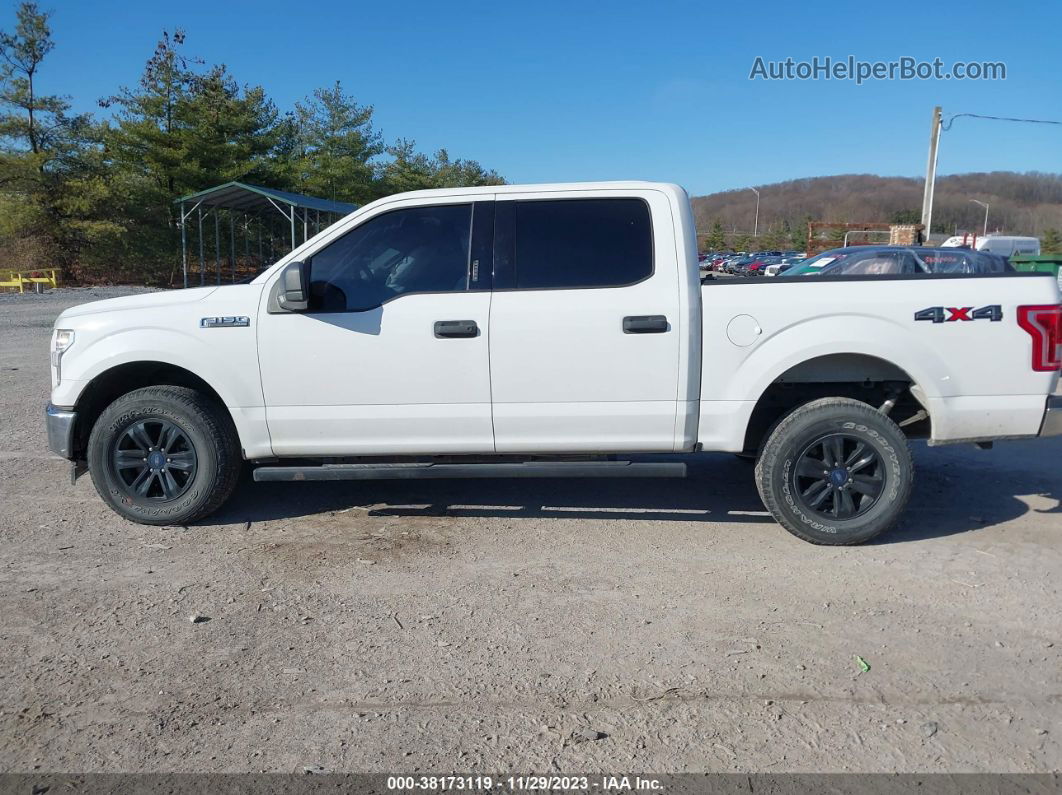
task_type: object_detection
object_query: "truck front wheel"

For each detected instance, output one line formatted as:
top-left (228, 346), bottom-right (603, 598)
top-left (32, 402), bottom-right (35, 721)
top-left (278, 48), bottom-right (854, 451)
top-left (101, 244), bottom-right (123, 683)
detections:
top-left (87, 386), bottom-right (241, 526)
top-left (754, 397), bottom-right (913, 545)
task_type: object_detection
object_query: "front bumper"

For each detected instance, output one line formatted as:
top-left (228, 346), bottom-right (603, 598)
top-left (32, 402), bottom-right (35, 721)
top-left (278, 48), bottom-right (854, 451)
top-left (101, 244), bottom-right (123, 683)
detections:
top-left (45, 403), bottom-right (77, 459)
top-left (1041, 396), bottom-right (1062, 437)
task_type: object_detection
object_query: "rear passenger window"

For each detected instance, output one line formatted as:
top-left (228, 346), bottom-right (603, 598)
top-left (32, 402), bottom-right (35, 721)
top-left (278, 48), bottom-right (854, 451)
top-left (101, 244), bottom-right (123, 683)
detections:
top-left (513, 198), bottom-right (652, 289)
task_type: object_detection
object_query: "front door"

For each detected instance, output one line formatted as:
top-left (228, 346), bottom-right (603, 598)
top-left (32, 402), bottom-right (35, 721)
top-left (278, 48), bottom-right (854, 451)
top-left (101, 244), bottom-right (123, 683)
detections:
top-left (257, 199), bottom-right (496, 456)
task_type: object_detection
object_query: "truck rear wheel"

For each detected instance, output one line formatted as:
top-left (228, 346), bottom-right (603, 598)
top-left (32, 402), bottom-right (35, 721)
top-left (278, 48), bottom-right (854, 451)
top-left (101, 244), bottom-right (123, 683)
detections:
top-left (87, 386), bottom-right (241, 526)
top-left (754, 397), bottom-right (913, 545)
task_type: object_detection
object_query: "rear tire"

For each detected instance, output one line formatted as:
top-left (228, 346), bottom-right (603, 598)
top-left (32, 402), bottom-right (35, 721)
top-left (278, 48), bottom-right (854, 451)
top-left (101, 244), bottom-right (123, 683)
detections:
top-left (754, 397), bottom-right (913, 545)
top-left (87, 386), bottom-right (241, 526)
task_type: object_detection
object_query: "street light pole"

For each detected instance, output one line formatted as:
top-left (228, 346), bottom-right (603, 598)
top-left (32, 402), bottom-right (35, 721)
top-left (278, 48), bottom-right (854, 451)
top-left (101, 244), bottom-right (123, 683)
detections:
top-left (749, 187), bottom-right (760, 238)
top-left (969, 199), bottom-right (989, 237)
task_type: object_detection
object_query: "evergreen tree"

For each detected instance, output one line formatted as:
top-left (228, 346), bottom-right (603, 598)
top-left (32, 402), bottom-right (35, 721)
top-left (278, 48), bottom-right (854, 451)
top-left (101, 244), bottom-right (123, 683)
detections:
top-left (100, 30), bottom-right (199, 198)
top-left (286, 82), bottom-right (382, 204)
top-left (0, 2), bottom-right (117, 276)
top-left (0, 8), bottom-right (507, 284)
top-left (105, 32), bottom-right (279, 196)
top-left (733, 233), bottom-right (753, 252)
top-left (761, 225), bottom-right (787, 250)
top-left (790, 216), bottom-right (811, 253)
top-left (827, 225), bottom-right (847, 245)
top-left (181, 64), bottom-right (279, 186)
top-left (704, 219), bottom-right (726, 251)
top-left (1042, 228), bottom-right (1061, 253)
top-left (377, 138), bottom-right (503, 195)
top-left (100, 31), bottom-right (281, 280)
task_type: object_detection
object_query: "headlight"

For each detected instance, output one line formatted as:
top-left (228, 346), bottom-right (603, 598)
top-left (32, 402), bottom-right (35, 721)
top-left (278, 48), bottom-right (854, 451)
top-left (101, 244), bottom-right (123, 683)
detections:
top-left (51, 329), bottom-right (75, 385)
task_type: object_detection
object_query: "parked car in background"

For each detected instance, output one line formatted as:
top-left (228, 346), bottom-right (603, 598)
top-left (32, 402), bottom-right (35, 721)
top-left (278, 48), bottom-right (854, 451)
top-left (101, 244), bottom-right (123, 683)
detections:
top-left (779, 246), bottom-right (1014, 277)
top-left (729, 256), bottom-right (758, 275)
top-left (764, 257), bottom-right (805, 277)
top-left (748, 256), bottom-right (784, 276)
top-left (821, 247), bottom-right (1012, 276)
top-left (940, 235), bottom-right (1040, 258)
top-left (734, 258), bottom-right (768, 278)
top-left (706, 253), bottom-right (734, 271)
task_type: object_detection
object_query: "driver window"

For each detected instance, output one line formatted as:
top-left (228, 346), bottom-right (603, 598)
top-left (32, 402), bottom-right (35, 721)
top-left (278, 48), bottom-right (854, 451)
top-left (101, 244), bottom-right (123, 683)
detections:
top-left (307, 204), bottom-right (472, 312)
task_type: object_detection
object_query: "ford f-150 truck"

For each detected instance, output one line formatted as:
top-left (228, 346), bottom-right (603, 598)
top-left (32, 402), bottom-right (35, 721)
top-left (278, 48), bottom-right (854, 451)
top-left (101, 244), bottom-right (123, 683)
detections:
top-left (45, 182), bottom-right (1062, 544)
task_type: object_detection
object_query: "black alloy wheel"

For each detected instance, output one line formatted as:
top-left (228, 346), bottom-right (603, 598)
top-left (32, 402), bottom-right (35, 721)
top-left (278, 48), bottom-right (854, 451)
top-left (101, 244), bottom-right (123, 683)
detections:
top-left (791, 433), bottom-right (884, 520)
top-left (754, 397), bottom-right (913, 545)
top-left (111, 418), bottom-right (198, 500)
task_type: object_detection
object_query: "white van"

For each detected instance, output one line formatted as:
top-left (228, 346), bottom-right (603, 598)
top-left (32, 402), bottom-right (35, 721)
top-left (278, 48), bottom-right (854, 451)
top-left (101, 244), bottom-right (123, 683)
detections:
top-left (940, 235), bottom-right (1040, 257)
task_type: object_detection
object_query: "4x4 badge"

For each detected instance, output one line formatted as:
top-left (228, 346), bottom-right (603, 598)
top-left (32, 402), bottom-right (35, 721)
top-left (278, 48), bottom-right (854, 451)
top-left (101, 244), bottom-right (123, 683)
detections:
top-left (914, 305), bottom-right (1002, 323)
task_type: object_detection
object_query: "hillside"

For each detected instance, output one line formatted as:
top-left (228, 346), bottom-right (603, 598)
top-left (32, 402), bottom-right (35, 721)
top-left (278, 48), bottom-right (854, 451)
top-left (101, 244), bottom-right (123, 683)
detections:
top-left (691, 172), bottom-right (1062, 242)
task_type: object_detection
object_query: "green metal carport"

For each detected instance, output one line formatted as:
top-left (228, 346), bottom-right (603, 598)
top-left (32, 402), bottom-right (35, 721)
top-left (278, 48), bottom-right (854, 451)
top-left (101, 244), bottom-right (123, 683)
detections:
top-left (174, 181), bottom-right (357, 288)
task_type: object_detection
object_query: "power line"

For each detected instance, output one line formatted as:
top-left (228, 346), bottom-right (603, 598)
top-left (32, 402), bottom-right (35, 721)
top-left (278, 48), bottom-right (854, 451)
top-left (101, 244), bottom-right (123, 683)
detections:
top-left (941, 112), bottom-right (1062, 131)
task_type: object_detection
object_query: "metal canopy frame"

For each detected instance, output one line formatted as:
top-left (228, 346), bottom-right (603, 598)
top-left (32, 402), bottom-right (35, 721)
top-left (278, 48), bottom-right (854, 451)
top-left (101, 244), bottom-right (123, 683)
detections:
top-left (174, 182), bottom-right (357, 288)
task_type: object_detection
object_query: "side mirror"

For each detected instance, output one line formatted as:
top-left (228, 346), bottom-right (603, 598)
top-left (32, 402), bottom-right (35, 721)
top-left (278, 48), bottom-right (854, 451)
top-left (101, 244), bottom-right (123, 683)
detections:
top-left (276, 261), bottom-right (309, 312)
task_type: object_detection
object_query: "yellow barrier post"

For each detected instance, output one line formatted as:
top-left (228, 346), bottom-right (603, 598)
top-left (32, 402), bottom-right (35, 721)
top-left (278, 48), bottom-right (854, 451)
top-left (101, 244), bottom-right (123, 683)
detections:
top-left (0, 268), bottom-right (59, 292)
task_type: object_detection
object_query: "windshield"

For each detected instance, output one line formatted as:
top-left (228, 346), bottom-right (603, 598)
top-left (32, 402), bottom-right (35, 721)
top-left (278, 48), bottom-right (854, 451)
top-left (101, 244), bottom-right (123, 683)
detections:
top-left (793, 250), bottom-right (849, 270)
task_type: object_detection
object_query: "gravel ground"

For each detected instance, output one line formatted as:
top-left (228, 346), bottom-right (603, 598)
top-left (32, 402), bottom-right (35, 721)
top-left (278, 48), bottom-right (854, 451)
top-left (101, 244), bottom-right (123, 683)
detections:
top-left (0, 287), bottom-right (1059, 774)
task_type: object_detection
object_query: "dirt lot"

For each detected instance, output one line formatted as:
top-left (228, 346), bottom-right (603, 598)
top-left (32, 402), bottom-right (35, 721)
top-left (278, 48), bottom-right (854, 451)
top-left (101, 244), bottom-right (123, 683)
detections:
top-left (0, 287), bottom-right (1059, 774)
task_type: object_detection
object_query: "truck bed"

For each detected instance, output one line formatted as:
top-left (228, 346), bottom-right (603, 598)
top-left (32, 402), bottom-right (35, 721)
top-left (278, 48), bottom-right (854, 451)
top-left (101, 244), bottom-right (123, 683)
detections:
top-left (695, 272), bottom-right (1060, 451)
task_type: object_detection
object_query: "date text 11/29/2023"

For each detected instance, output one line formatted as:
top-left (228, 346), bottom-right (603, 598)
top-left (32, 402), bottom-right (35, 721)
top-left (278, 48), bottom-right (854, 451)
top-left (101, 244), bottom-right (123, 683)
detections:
top-left (385, 775), bottom-right (664, 791)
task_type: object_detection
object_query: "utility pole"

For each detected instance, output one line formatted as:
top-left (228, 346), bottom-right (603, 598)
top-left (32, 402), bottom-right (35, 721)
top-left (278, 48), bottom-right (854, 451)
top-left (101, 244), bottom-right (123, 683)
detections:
top-left (920, 105), bottom-right (942, 239)
top-left (970, 199), bottom-right (989, 236)
top-left (749, 187), bottom-right (760, 238)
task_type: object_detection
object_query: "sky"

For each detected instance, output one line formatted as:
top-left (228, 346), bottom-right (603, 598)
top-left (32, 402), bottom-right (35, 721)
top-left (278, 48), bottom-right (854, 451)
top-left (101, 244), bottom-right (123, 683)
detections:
top-left (32, 0), bottom-right (1062, 196)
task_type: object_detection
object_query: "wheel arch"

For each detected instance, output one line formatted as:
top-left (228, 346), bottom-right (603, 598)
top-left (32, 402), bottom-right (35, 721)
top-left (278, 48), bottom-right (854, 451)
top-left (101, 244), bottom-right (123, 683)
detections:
top-left (741, 352), bottom-right (933, 454)
top-left (70, 361), bottom-right (235, 460)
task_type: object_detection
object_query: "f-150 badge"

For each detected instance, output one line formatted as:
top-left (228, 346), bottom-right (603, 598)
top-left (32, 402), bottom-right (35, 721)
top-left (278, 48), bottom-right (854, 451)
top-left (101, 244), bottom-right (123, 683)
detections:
top-left (200, 316), bottom-right (250, 328)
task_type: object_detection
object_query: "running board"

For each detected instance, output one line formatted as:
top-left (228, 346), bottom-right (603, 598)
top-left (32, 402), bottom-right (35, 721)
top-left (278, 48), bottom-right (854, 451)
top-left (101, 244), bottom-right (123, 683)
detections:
top-left (253, 460), bottom-right (687, 482)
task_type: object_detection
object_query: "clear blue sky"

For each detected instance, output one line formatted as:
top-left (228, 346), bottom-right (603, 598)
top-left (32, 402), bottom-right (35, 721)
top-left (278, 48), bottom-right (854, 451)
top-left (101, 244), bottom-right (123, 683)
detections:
top-left (35, 0), bottom-right (1062, 196)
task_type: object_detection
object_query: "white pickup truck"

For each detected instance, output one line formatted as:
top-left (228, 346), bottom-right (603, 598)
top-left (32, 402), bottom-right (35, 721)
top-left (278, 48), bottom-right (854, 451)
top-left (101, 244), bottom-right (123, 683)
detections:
top-left (46, 182), bottom-right (1062, 544)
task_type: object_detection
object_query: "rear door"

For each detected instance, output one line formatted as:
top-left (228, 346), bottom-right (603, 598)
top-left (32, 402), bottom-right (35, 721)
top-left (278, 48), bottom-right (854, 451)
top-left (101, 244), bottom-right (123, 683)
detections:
top-left (488, 189), bottom-right (682, 452)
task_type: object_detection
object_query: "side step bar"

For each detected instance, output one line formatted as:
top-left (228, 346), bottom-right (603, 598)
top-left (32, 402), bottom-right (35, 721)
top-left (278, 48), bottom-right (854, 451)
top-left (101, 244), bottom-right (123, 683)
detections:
top-left (253, 460), bottom-right (687, 482)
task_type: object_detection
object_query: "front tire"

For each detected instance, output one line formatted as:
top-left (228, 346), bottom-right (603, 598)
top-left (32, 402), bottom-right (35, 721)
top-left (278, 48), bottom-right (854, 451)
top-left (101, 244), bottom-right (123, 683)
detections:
top-left (754, 397), bottom-right (913, 545)
top-left (87, 386), bottom-right (241, 526)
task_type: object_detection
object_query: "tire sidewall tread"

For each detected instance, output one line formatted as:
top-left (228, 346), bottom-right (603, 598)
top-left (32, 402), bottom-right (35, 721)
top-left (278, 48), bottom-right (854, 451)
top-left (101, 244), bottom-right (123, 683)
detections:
top-left (87, 386), bottom-right (240, 526)
top-left (755, 397), bottom-right (913, 545)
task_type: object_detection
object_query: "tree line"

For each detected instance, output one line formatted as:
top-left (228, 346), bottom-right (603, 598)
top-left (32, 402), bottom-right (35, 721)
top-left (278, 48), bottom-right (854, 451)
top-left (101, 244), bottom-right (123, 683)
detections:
top-left (693, 172), bottom-right (1062, 253)
top-left (0, 3), bottom-right (504, 284)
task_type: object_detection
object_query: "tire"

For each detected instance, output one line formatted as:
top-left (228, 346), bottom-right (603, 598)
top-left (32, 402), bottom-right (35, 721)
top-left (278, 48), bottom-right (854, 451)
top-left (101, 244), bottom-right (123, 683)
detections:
top-left (87, 386), bottom-right (241, 526)
top-left (754, 397), bottom-right (913, 545)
